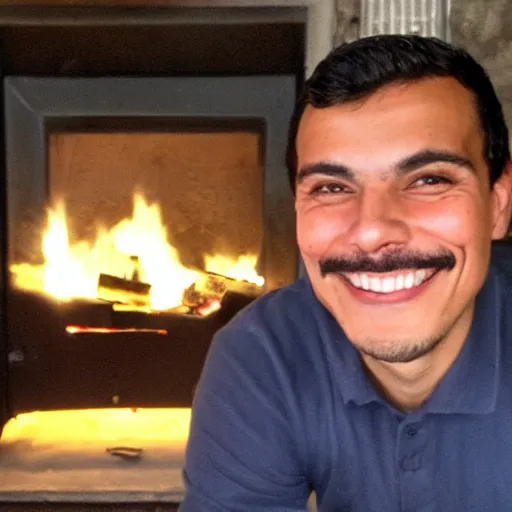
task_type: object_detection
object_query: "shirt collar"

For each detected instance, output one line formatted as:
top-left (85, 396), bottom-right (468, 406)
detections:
top-left (311, 288), bottom-right (386, 408)
top-left (424, 264), bottom-right (501, 415)
top-left (313, 263), bottom-right (502, 414)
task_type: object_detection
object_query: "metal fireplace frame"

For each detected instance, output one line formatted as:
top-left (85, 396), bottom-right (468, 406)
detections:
top-left (3, 74), bottom-right (296, 415)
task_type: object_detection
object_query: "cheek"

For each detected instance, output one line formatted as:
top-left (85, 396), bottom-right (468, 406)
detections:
top-left (417, 199), bottom-right (491, 246)
top-left (296, 206), bottom-right (350, 257)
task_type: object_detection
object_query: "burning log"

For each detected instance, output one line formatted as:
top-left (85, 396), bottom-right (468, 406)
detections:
top-left (169, 305), bottom-right (192, 315)
top-left (183, 272), bottom-right (227, 308)
top-left (196, 298), bottom-right (222, 317)
top-left (183, 270), bottom-right (261, 314)
top-left (96, 263), bottom-right (262, 315)
top-left (97, 273), bottom-right (151, 307)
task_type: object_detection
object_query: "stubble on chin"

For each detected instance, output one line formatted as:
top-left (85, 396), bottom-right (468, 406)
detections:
top-left (350, 333), bottom-right (446, 364)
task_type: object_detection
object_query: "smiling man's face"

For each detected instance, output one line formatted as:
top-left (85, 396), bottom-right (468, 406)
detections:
top-left (295, 77), bottom-right (512, 363)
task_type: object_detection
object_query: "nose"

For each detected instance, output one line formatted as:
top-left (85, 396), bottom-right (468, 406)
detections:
top-left (346, 187), bottom-right (411, 254)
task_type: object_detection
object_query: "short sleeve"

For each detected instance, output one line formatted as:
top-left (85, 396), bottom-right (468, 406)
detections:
top-left (179, 323), bottom-right (310, 511)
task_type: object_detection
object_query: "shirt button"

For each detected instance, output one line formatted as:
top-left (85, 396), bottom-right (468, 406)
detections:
top-left (406, 425), bottom-right (418, 437)
top-left (401, 455), bottom-right (422, 471)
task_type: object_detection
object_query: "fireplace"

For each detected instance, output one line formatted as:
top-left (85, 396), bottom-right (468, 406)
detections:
top-left (0, 1), bottom-right (333, 506)
top-left (0, 72), bottom-right (297, 431)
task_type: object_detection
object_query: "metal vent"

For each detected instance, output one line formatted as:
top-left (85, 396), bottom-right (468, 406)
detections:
top-left (359, 0), bottom-right (450, 39)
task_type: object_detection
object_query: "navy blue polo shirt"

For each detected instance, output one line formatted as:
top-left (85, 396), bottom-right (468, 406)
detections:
top-left (181, 248), bottom-right (512, 511)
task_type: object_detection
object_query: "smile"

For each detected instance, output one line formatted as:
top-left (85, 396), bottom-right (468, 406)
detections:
top-left (340, 269), bottom-right (438, 294)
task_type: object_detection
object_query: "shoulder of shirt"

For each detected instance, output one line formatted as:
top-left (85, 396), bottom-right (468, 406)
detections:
top-left (210, 275), bottom-right (334, 365)
top-left (223, 275), bottom-right (318, 334)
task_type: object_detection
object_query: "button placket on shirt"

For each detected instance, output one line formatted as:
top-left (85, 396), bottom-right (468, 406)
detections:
top-left (396, 420), bottom-right (434, 512)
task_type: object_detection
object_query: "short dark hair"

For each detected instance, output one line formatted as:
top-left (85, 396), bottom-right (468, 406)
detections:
top-left (286, 34), bottom-right (510, 189)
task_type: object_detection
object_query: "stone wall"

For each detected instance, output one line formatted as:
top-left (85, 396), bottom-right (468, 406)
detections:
top-left (333, 0), bottom-right (512, 145)
top-left (450, 0), bottom-right (512, 144)
top-left (334, 0), bottom-right (359, 46)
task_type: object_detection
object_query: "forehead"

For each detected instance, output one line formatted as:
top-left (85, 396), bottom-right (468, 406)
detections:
top-left (296, 77), bottom-right (484, 175)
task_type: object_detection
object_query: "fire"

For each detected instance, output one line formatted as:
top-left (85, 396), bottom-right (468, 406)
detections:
top-left (11, 194), bottom-right (264, 310)
top-left (1, 408), bottom-right (191, 448)
top-left (204, 254), bottom-right (265, 287)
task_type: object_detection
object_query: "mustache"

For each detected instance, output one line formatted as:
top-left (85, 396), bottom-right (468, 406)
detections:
top-left (319, 249), bottom-right (456, 277)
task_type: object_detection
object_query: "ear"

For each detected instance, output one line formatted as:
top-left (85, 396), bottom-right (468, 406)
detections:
top-left (491, 161), bottom-right (512, 239)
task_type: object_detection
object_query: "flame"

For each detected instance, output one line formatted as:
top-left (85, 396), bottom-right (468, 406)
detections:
top-left (42, 202), bottom-right (97, 299)
top-left (11, 194), bottom-right (264, 309)
top-left (12, 194), bottom-right (199, 310)
top-left (204, 254), bottom-right (264, 287)
top-left (108, 196), bottom-right (199, 310)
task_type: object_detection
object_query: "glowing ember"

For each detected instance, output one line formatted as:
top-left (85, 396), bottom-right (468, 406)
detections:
top-left (11, 194), bottom-right (265, 310)
top-left (66, 326), bottom-right (167, 335)
top-left (1, 408), bottom-right (191, 446)
top-left (195, 298), bottom-right (222, 317)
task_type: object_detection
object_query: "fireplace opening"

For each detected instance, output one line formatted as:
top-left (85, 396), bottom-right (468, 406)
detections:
top-left (3, 76), bottom-right (296, 427)
top-left (12, 119), bottom-right (266, 317)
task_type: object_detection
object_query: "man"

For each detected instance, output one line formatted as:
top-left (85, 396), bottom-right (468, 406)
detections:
top-left (179, 35), bottom-right (512, 510)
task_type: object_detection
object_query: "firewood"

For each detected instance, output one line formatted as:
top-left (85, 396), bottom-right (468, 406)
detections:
top-left (196, 298), bottom-right (222, 317)
top-left (97, 273), bottom-right (151, 306)
top-left (182, 272), bottom-right (227, 308)
top-left (182, 270), bottom-right (261, 309)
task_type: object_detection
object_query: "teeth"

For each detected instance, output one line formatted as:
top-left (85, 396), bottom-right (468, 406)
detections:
top-left (381, 277), bottom-right (395, 293)
top-left (369, 277), bottom-right (381, 293)
top-left (350, 273), bottom-right (362, 288)
top-left (344, 269), bottom-right (431, 294)
top-left (414, 269), bottom-right (426, 285)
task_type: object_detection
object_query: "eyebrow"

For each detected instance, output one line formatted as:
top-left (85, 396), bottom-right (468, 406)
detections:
top-left (396, 149), bottom-right (477, 175)
top-left (295, 149), bottom-right (477, 185)
top-left (296, 162), bottom-right (354, 184)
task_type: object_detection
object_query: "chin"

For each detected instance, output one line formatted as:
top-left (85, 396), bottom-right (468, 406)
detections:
top-left (349, 333), bottom-right (445, 364)
top-left (334, 303), bottom-right (438, 334)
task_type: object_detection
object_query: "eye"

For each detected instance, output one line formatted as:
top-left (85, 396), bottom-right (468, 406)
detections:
top-left (311, 182), bottom-right (349, 194)
top-left (410, 174), bottom-right (454, 188)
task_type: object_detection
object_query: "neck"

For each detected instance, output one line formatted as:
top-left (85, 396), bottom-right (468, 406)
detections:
top-left (361, 302), bottom-right (475, 412)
